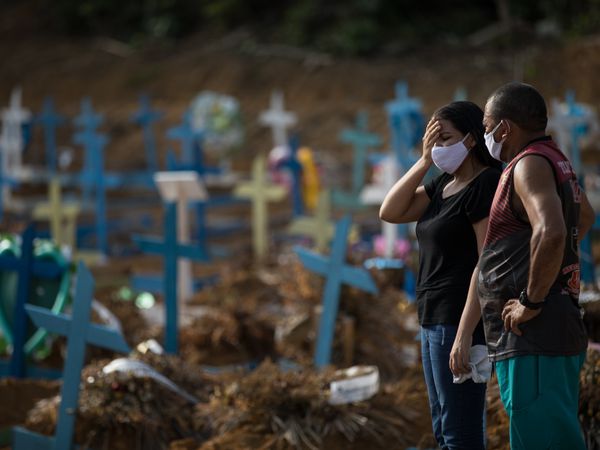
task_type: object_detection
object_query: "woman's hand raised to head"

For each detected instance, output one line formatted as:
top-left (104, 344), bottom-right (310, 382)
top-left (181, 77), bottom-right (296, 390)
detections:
top-left (422, 118), bottom-right (441, 163)
top-left (379, 118), bottom-right (439, 223)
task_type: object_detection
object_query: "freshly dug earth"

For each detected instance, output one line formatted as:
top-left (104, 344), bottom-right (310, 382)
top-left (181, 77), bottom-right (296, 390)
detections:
top-left (0, 378), bottom-right (59, 429)
top-left (580, 346), bottom-right (600, 450)
top-left (24, 351), bottom-right (222, 450)
top-left (194, 361), bottom-right (430, 450)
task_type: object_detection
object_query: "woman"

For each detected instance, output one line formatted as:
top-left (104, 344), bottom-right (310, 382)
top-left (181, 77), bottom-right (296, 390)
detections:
top-left (380, 101), bottom-right (501, 449)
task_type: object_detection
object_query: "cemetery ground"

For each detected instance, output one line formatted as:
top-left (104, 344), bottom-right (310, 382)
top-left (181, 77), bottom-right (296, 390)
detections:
top-left (1, 15), bottom-right (600, 450)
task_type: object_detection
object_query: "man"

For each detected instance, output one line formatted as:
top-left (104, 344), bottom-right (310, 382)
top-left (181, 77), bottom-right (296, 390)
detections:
top-left (478, 82), bottom-right (595, 449)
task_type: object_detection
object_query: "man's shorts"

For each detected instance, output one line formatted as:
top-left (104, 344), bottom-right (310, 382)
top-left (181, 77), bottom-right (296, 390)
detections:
top-left (496, 352), bottom-right (586, 450)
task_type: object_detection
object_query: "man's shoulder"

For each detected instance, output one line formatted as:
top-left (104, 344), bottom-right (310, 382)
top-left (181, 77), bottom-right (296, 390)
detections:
top-left (513, 153), bottom-right (555, 179)
top-left (521, 138), bottom-right (569, 165)
top-left (514, 144), bottom-right (576, 186)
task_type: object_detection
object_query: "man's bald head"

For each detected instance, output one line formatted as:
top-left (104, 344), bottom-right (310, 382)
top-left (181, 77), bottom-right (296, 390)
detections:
top-left (486, 82), bottom-right (548, 132)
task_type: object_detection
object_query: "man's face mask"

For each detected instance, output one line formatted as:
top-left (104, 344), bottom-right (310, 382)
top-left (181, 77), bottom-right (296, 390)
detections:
top-left (431, 134), bottom-right (470, 174)
top-left (484, 121), bottom-right (506, 161)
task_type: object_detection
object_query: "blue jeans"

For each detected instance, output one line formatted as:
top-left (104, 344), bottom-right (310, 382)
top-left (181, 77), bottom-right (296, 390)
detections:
top-left (421, 325), bottom-right (486, 450)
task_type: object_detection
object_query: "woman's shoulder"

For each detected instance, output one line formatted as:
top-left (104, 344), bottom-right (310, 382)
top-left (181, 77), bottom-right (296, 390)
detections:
top-left (425, 171), bottom-right (453, 197)
top-left (433, 171), bottom-right (454, 186)
top-left (472, 166), bottom-right (502, 187)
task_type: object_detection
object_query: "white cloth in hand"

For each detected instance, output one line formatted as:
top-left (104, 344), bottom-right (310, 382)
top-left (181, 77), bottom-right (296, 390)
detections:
top-left (452, 344), bottom-right (492, 384)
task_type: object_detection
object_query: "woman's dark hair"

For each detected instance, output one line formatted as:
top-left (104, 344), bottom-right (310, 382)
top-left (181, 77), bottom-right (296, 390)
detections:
top-left (433, 101), bottom-right (503, 170)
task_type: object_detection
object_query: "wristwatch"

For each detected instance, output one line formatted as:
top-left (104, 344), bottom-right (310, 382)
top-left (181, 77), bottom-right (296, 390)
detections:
top-left (518, 289), bottom-right (546, 310)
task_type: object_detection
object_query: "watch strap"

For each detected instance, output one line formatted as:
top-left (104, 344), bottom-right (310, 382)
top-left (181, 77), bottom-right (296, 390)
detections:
top-left (519, 289), bottom-right (545, 310)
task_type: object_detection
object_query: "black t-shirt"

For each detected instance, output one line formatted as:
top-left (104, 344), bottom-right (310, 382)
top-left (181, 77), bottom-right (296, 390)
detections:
top-left (415, 167), bottom-right (501, 340)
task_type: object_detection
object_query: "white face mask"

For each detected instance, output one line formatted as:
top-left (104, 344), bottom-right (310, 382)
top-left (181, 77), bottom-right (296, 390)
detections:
top-left (484, 121), bottom-right (505, 161)
top-left (431, 134), bottom-right (469, 174)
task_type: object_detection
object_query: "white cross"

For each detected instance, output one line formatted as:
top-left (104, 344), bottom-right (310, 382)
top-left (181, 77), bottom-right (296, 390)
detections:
top-left (259, 90), bottom-right (297, 148)
top-left (547, 98), bottom-right (599, 175)
top-left (0, 87), bottom-right (32, 207)
top-left (360, 155), bottom-right (399, 258)
top-left (154, 171), bottom-right (208, 303)
top-left (1, 87), bottom-right (31, 174)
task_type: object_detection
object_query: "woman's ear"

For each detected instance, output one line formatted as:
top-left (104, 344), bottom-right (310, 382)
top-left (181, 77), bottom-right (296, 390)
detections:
top-left (465, 134), bottom-right (476, 150)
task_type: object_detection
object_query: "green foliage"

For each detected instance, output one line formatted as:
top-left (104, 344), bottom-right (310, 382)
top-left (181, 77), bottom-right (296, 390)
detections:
top-left (50, 0), bottom-right (202, 39)
top-left (281, 0), bottom-right (321, 47)
top-left (565, 0), bottom-right (600, 36)
top-left (282, 0), bottom-right (383, 55)
top-left (508, 0), bottom-right (600, 36)
top-left (38, 0), bottom-right (600, 54)
top-left (202, 0), bottom-right (246, 28)
top-left (319, 18), bottom-right (381, 56)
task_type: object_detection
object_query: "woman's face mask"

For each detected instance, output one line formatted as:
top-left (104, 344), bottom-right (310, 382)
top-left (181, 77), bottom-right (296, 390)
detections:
top-left (431, 134), bottom-right (470, 174)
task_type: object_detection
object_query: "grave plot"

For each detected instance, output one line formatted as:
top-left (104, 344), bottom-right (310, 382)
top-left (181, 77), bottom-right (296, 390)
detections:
top-left (0, 227), bottom-right (436, 449)
top-left (1, 34), bottom-right (600, 450)
top-left (23, 351), bottom-right (220, 450)
top-left (192, 361), bottom-right (430, 450)
top-left (0, 377), bottom-right (59, 441)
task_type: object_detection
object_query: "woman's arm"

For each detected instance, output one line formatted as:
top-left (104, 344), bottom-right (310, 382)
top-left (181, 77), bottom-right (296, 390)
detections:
top-left (449, 217), bottom-right (488, 375)
top-left (379, 120), bottom-right (440, 224)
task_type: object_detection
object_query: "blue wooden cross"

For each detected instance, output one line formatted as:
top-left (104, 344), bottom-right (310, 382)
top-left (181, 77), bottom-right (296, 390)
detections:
top-left (453, 87), bottom-right (467, 101)
top-left (73, 105), bottom-right (107, 200)
top-left (0, 225), bottom-right (67, 379)
top-left (167, 112), bottom-right (203, 169)
top-left (331, 188), bottom-right (366, 210)
top-left (130, 94), bottom-right (163, 173)
top-left (12, 262), bottom-right (130, 450)
top-left (564, 91), bottom-right (589, 176)
top-left (276, 134), bottom-right (304, 216)
top-left (35, 97), bottom-right (66, 173)
top-left (73, 97), bottom-right (103, 132)
top-left (385, 81), bottom-right (425, 170)
top-left (294, 215), bottom-right (378, 368)
top-left (340, 111), bottom-right (382, 196)
top-left (133, 202), bottom-right (210, 354)
top-left (72, 97), bottom-right (104, 202)
top-left (563, 91), bottom-right (596, 285)
top-left (166, 112), bottom-right (223, 176)
top-left (166, 112), bottom-right (247, 240)
top-left (333, 112), bottom-right (382, 210)
top-left (89, 132), bottom-right (108, 256)
top-left (73, 128), bottom-right (109, 255)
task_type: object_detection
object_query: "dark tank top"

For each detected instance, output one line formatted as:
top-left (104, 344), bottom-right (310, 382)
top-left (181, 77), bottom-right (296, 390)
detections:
top-left (478, 137), bottom-right (587, 362)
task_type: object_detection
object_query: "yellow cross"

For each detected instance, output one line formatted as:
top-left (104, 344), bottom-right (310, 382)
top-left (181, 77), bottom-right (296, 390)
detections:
top-left (234, 154), bottom-right (286, 262)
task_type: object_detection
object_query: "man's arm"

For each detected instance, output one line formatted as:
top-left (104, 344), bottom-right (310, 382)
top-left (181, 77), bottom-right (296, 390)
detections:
top-left (515, 155), bottom-right (566, 302)
top-left (502, 155), bottom-right (565, 334)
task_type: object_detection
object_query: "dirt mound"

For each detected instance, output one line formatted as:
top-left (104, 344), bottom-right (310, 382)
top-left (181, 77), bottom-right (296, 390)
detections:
top-left (580, 346), bottom-right (600, 449)
top-left (194, 360), bottom-right (428, 450)
top-left (24, 351), bottom-right (221, 450)
top-left (0, 378), bottom-right (59, 429)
